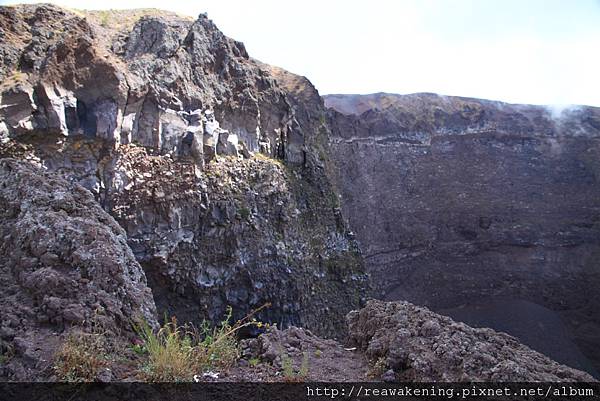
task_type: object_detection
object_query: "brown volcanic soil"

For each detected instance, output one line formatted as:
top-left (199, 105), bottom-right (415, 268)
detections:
top-left (224, 326), bottom-right (370, 382)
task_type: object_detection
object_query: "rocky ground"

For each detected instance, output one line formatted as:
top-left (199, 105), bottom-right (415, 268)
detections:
top-left (0, 158), bottom-right (157, 380)
top-left (347, 300), bottom-right (594, 382)
top-left (224, 300), bottom-right (597, 383)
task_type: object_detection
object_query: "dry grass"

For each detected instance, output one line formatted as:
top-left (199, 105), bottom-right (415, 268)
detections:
top-left (0, 341), bottom-right (14, 365)
top-left (367, 356), bottom-right (388, 379)
top-left (254, 152), bottom-right (284, 167)
top-left (0, 71), bottom-right (28, 91)
top-left (79, 9), bottom-right (193, 32)
top-left (53, 331), bottom-right (108, 382)
top-left (136, 318), bottom-right (200, 382)
top-left (136, 304), bottom-right (269, 382)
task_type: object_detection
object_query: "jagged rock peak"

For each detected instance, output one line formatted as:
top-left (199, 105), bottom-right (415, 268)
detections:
top-left (0, 3), bottom-right (306, 165)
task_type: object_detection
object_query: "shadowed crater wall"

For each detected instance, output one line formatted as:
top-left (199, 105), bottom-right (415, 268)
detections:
top-left (325, 92), bottom-right (600, 376)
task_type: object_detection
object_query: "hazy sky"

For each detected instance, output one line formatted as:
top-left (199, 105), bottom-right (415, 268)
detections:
top-left (3, 0), bottom-right (600, 106)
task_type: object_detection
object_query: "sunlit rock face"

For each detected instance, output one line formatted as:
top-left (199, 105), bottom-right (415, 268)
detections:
top-left (325, 92), bottom-right (600, 375)
top-left (0, 4), bottom-right (369, 342)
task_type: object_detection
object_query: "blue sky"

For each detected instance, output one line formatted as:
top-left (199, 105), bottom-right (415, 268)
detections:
top-left (3, 0), bottom-right (600, 106)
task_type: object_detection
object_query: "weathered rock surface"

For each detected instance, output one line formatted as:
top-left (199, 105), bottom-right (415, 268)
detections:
top-left (439, 299), bottom-right (599, 376)
top-left (229, 300), bottom-right (596, 382)
top-left (347, 300), bottom-right (596, 382)
top-left (325, 92), bottom-right (600, 374)
top-left (103, 145), bottom-right (367, 336)
top-left (0, 158), bottom-right (157, 380)
top-left (0, 4), bottom-right (303, 163)
top-left (0, 4), bottom-right (368, 340)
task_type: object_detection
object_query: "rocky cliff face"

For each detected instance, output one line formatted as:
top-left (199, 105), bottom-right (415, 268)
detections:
top-left (0, 5), bottom-right (302, 164)
top-left (104, 145), bottom-right (366, 336)
top-left (0, 3), bottom-right (368, 348)
top-left (325, 92), bottom-right (600, 374)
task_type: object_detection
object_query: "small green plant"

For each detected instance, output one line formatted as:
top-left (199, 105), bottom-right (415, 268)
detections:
top-left (248, 357), bottom-right (260, 367)
top-left (314, 349), bottom-right (322, 358)
top-left (98, 10), bottom-right (110, 27)
top-left (281, 353), bottom-right (294, 379)
top-left (136, 317), bottom-right (198, 382)
top-left (299, 352), bottom-right (309, 377)
top-left (281, 351), bottom-right (309, 382)
top-left (238, 206), bottom-right (251, 220)
top-left (131, 342), bottom-right (147, 356)
top-left (197, 307), bottom-right (239, 371)
top-left (0, 341), bottom-right (14, 365)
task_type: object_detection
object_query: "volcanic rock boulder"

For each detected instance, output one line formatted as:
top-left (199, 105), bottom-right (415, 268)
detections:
top-left (347, 300), bottom-right (596, 382)
top-left (0, 158), bottom-right (157, 380)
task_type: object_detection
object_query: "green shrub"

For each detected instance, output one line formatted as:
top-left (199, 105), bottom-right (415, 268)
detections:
top-left (136, 317), bottom-right (199, 382)
top-left (136, 304), bottom-right (270, 382)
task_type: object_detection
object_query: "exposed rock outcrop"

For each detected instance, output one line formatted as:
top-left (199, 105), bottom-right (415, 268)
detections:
top-left (347, 300), bottom-right (596, 382)
top-left (0, 4), bottom-right (368, 340)
top-left (325, 93), bottom-right (600, 373)
top-left (0, 158), bottom-right (157, 380)
top-left (232, 300), bottom-right (597, 382)
top-left (103, 145), bottom-right (367, 336)
top-left (0, 4), bottom-right (304, 164)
